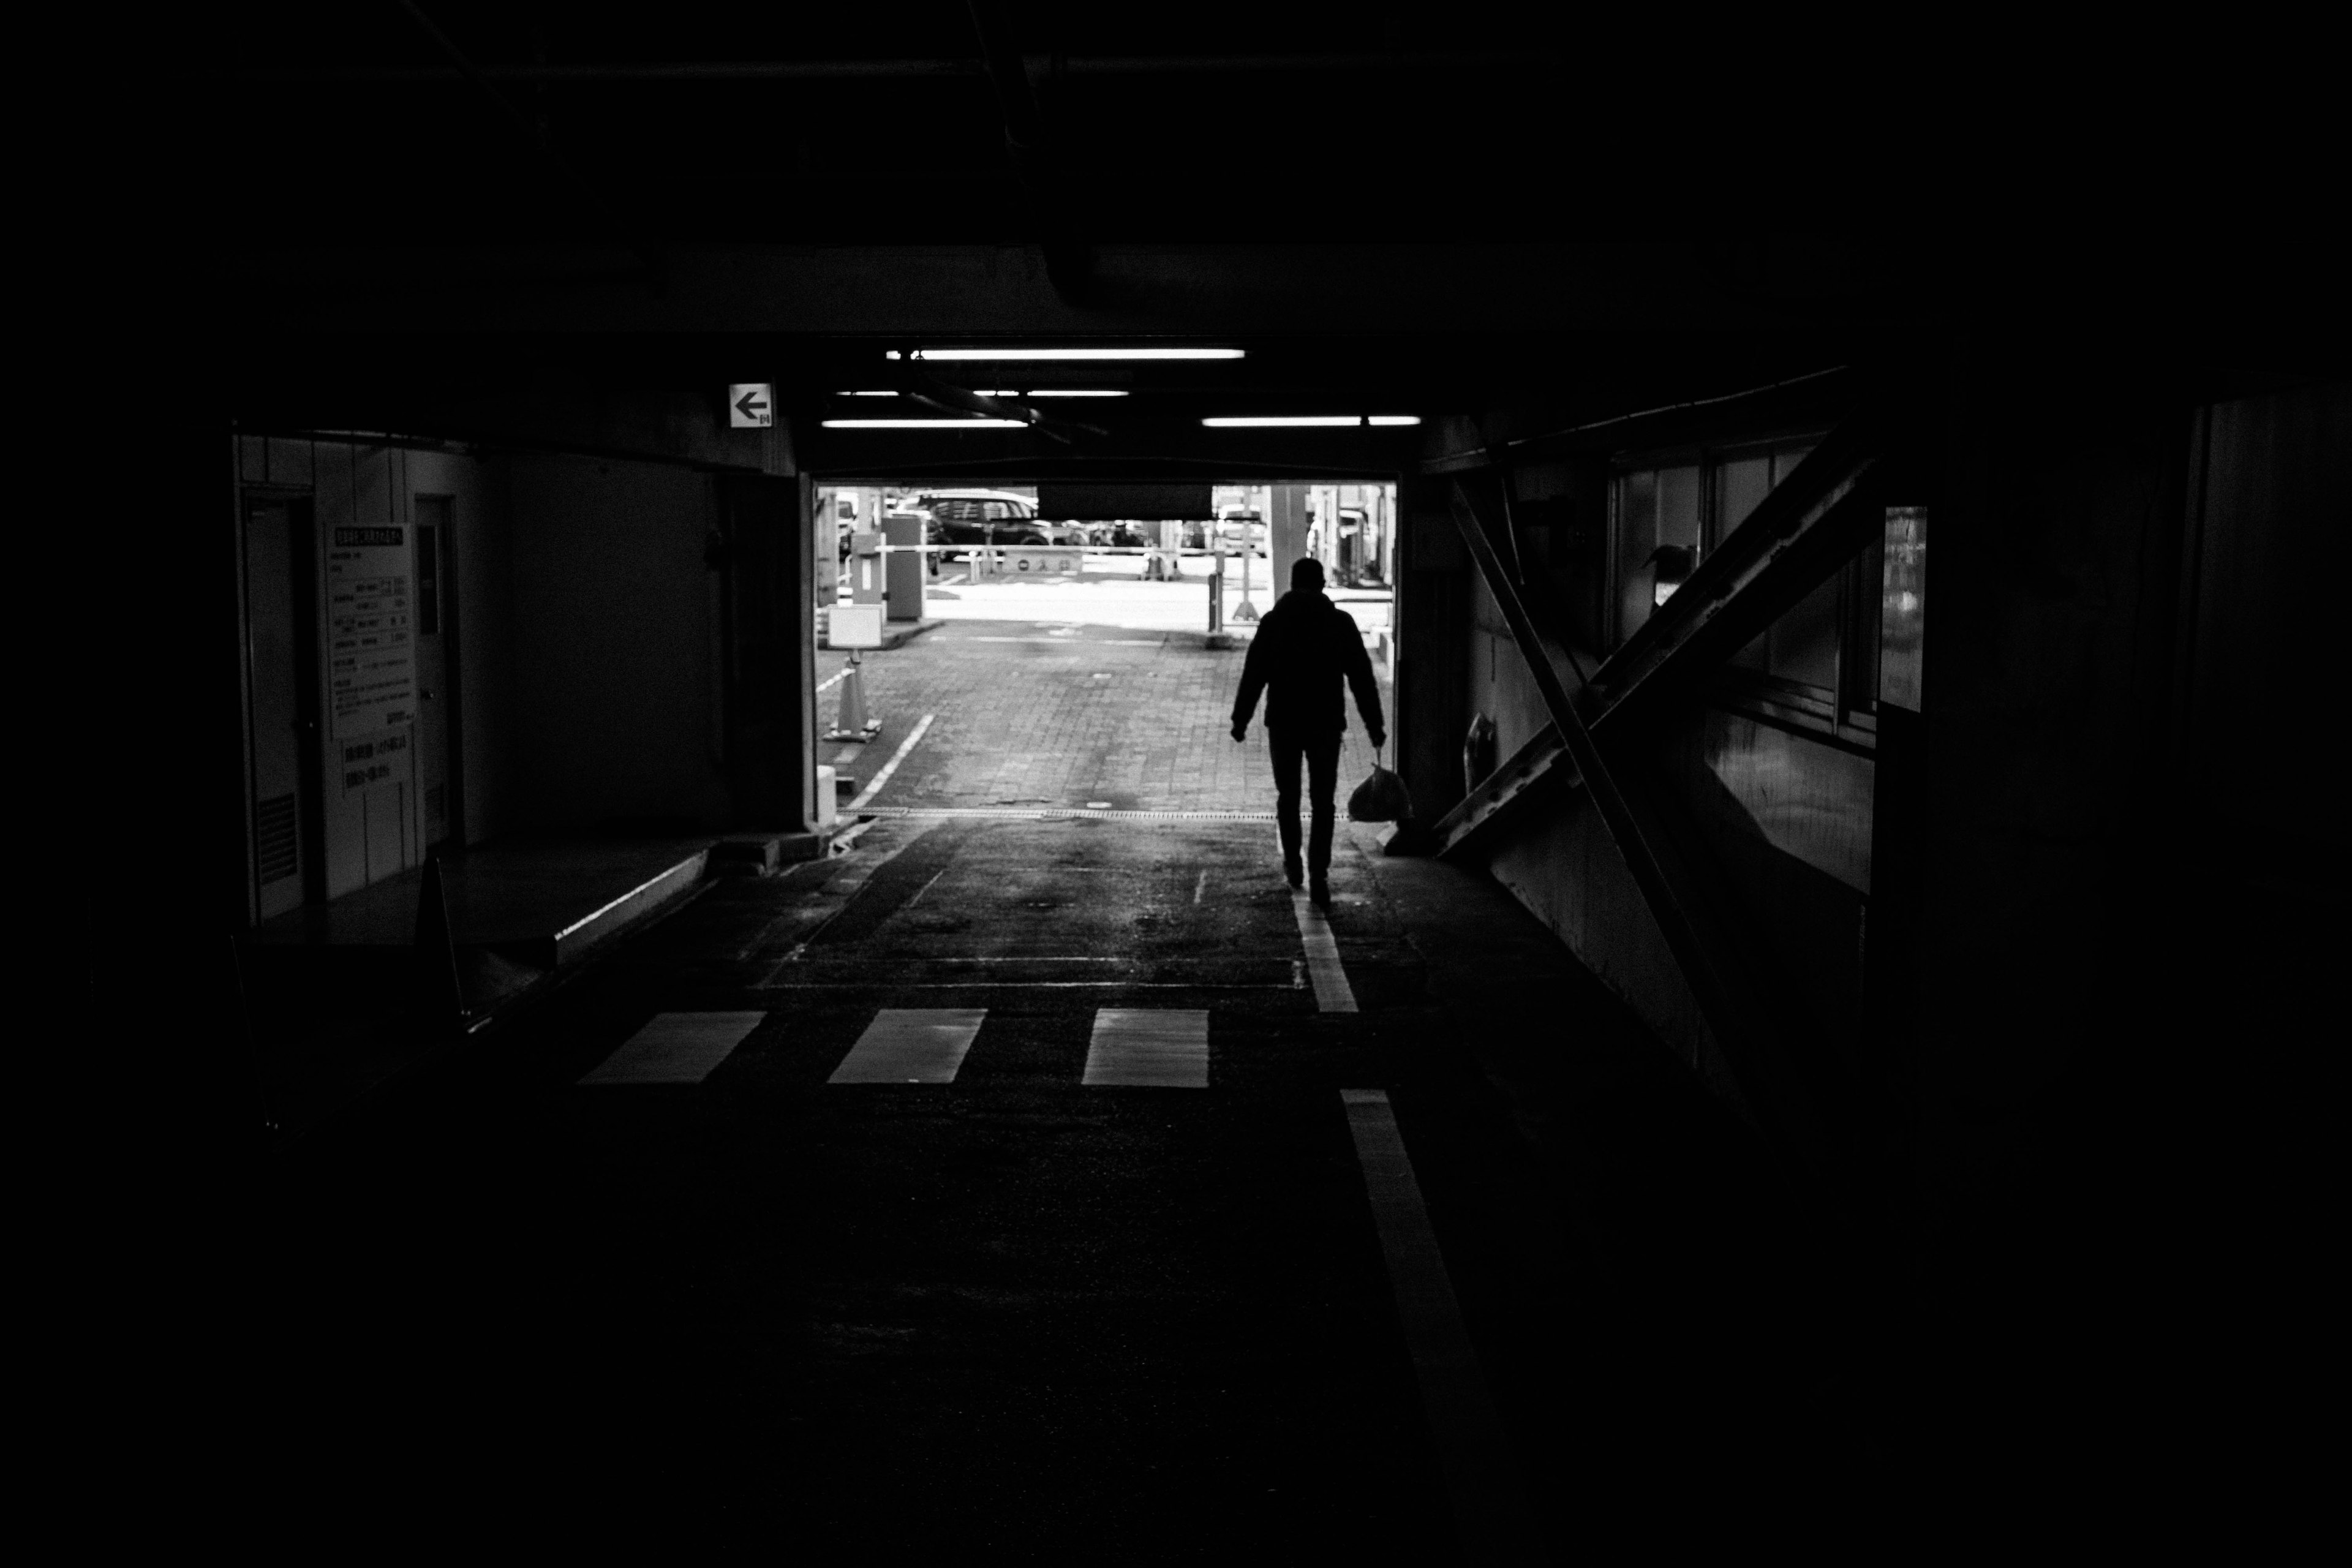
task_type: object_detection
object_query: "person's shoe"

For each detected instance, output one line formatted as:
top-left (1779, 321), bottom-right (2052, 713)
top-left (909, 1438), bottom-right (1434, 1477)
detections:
top-left (1310, 876), bottom-right (1332, 909)
top-left (1283, 857), bottom-right (1304, 888)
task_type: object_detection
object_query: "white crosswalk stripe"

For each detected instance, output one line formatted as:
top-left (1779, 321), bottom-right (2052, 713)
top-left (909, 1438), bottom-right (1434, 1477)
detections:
top-left (1084, 1008), bottom-right (1210, 1088)
top-left (828, 1008), bottom-right (987, 1084)
top-left (580, 1012), bottom-right (766, 1085)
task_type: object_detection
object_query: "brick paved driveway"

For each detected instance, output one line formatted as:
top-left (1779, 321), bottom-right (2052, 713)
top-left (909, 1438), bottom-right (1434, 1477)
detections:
top-left (825, 617), bottom-right (1392, 813)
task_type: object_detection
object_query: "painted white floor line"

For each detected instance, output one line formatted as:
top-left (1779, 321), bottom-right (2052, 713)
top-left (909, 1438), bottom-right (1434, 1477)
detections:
top-left (949, 636), bottom-right (1166, 646)
top-left (1341, 1089), bottom-right (1539, 1557)
top-left (828, 1007), bottom-right (986, 1084)
top-left (1084, 1008), bottom-right (1210, 1088)
top-left (581, 1012), bottom-right (765, 1085)
top-left (1291, 889), bottom-right (1358, 1012)
top-left (845, 713), bottom-right (936, 812)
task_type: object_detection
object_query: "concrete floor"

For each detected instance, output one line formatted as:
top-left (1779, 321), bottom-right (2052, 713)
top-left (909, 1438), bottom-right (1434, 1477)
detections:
top-left (238, 616), bottom-right (1881, 1555)
top-left (244, 815), bottom-right (1877, 1556)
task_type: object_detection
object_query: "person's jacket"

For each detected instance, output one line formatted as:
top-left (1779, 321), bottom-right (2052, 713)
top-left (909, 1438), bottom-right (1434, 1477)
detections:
top-left (1232, 587), bottom-right (1385, 736)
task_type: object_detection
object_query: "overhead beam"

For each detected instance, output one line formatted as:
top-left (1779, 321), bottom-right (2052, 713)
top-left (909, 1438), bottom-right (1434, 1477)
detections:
top-left (1419, 366), bottom-right (1855, 477)
top-left (1444, 478), bottom-right (1828, 1164)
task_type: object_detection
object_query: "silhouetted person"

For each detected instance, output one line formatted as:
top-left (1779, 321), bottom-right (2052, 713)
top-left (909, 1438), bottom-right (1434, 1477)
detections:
top-left (1231, 557), bottom-right (1385, 907)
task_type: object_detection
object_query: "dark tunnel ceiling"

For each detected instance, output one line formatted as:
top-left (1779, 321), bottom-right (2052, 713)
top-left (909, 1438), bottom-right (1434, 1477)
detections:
top-left (217, 2), bottom-right (2343, 439)
top-left (216, 1), bottom-right (2315, 248)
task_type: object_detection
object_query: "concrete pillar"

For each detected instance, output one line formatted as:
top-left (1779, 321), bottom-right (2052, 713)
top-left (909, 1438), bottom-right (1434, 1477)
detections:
top-left (1269, 483), bottom-right (1310, 599)
top-left (1392, 476), bottom-right (1472, 823)
top-left (715, 473), bottom-right (816, 831)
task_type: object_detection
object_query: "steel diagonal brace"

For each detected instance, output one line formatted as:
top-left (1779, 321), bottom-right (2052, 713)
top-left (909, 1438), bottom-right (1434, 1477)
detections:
top-left (1586, 412), bottom-right (1891, 727)
top-left (1434, 416), bottom-right (1889, 858)
top-left (1446, 479), bottom-right (1827, 1167)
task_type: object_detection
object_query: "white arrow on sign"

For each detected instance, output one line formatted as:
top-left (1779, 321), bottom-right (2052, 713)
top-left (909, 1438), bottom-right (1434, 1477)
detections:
top-left (728, 383), bottom-right (774, 429)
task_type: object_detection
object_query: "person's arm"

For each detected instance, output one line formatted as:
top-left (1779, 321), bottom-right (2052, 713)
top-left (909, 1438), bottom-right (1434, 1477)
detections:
top-left (1340, 613), bottom-right (1386, 747)
top-left (1231, 630), bottom-right (1270, 740)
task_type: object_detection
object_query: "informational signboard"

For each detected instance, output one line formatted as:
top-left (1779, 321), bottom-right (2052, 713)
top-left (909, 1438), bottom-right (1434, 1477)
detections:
top-left (339, 729), bottom-right (410, 794)
top-left (325, 524), bottom-right (416, 742)
top-left (728, 383), bottom-right (774, 428)
top-left (828, 602), bottom-right (884, 649)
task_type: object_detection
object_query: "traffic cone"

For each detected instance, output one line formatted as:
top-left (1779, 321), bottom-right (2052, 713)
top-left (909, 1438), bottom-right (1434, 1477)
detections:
top-left (412, 852), bottom-right (471, 1034)
top-left (826, 654), bottom-right (877, 741)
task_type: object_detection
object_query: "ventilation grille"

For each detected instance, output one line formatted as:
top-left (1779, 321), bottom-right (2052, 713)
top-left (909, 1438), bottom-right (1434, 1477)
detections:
top-left (425, 783), bottom-right (447, 824)
top-left (254, 793), bottom-right (298, 885)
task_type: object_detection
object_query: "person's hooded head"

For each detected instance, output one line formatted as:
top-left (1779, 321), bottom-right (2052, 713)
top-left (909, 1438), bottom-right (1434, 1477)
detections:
top-left (1290, 557), bottom-right (1326, 595)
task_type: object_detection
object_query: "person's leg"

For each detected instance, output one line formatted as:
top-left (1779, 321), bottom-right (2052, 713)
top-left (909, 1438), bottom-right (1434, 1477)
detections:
top-left (1305, 731), bottom-right (1342, 900)
top-left (1268, 728), bottom-right (1305, 885)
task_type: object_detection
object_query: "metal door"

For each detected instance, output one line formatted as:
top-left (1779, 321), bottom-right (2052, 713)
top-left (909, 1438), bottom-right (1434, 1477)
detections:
top-left (244, 499), bottom-right (323, 917)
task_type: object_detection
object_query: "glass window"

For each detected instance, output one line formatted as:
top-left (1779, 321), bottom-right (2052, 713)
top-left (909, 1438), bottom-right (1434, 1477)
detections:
top-left (1880, 507), bottom-right (1927, 709)
top-left (1615, 469), bottom-right (1658, 643)
top-left (1617, 441), bottom-right (1849, 690)
top-left (1721, 442), bottom-right (1830, 686)
top-left (1659, 465), bottom-right (1702, 552)
top-left (1713, 454), bottom-right (1772, 546)
top-left (1772, 575), bottom-right (1842, 693)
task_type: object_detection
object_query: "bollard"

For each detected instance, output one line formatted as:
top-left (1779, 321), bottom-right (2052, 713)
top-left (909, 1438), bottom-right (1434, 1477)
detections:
top-left (1207, 548), bottom-right (1224, 634)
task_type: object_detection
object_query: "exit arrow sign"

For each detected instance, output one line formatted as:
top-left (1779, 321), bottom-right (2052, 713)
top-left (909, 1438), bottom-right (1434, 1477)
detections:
top-left (728, 383), bottom-right (774, 429)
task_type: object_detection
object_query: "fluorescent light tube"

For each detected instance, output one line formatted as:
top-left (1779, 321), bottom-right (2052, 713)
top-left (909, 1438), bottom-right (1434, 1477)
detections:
top-left (821, 418), bottom-right (1029, 429)
top-left (901, 347), bottom-right (1245, 361)
top-left (975, 389), bottom-right (1129, 398)
top-left (1201, 416), bottom-right (1363, 428)
top-left (1199, 415), bottom-right (1423, 428)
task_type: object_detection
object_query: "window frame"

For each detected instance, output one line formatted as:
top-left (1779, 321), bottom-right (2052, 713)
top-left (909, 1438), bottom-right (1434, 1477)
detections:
top-left (1608, 431), bottom-right (1882, 753)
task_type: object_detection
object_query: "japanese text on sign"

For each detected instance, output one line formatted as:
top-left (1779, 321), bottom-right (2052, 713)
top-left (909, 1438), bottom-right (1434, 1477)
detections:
top-left (327, 524), bottom-right (417, 741)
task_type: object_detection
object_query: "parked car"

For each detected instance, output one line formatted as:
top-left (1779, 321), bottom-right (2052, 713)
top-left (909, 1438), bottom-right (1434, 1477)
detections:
top-left (905, 489), bottom-right (1049, 555)
top-left (1215, 508), bottom-right (1266, 554)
